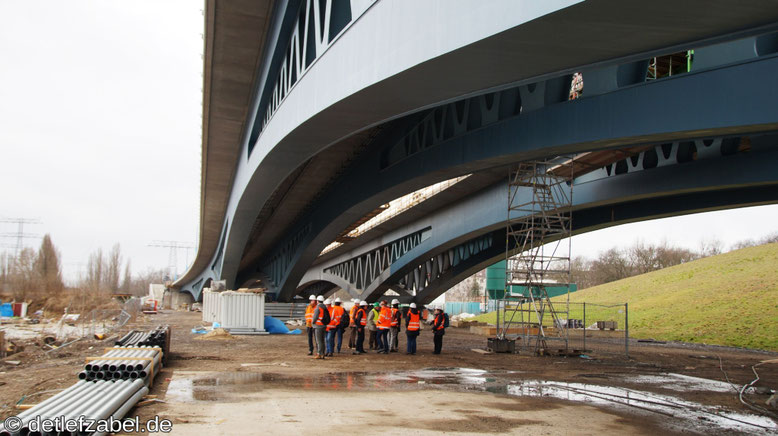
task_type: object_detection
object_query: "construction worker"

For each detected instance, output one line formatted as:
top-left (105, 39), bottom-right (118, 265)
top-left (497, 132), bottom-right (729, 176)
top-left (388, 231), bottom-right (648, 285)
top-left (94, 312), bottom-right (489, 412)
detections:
top-left (367, 302), bottom-right (379, 350)
top-left (405, 303), bottom-right (421, 355)
top-left (327, 298), bottom-right (348, 357)
top-left (326, 298), bottom-right (345, 356)
top-left (429, 306), bottom-right (446, 354)
top-left (352, 300), bottom-right (368, 354)
top-left (376, 300), bottom-right (391, 354)
top-left (389, 299), bottom-right (401, 352)
top-left (347, 299), bottom-right (358, 349)
top-left (305, 295), bottom-right (317, 355)
top-left (311, 295), bottom-right (329, 359)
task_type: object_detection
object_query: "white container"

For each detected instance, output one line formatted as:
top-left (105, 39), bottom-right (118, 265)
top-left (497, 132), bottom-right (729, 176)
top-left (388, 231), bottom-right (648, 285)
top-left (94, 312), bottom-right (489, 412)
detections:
top-left (219, 291), bottom-right (265, 333)
top-left (202, 290), bottom-right (222, 324)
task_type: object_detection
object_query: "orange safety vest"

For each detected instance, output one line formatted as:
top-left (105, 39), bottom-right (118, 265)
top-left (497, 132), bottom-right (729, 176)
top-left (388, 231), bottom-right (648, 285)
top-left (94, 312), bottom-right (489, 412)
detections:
top-left (327, 306), bottom-right (345, 331)
top-left (390, 308), bottom-right (399, 327)
top-left (377, 306), bottom-right (392, 329)
top-left (305, 303), bottom-right (316, 325)
top-left (407, 311), bottom-right (420, 331)
top-left (314, 304), bottom-right (328, 326)
top-left (357, 308), bottom-right (367, 326)
top-left (349, 305), bottom-right (357, 324)
top-left (434, 313), bottom-right (445, 331)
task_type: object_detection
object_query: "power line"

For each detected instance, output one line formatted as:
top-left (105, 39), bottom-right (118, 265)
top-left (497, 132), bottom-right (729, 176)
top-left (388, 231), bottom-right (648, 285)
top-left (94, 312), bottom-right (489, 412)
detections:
top-left (0, 217), bottom-right (42, 257)
top-left (148, 240), bottom-right (195, 280)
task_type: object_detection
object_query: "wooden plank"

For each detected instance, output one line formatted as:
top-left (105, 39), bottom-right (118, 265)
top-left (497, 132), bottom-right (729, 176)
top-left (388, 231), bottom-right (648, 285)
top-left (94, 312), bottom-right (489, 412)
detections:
top-left (0, 330), bottom-right (5, 358)
top-left (471, 348), bottom-right (493, 354)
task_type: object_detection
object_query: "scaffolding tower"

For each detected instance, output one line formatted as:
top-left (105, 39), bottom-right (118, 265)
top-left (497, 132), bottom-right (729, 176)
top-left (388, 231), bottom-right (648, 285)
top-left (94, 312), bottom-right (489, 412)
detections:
top-left (497, 158), bottom-right (574, 355)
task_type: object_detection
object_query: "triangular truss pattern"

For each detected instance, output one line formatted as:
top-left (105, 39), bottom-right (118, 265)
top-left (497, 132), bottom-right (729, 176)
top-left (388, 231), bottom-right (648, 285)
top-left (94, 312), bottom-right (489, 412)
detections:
top-left (498, 158), bottom-right (574, 355)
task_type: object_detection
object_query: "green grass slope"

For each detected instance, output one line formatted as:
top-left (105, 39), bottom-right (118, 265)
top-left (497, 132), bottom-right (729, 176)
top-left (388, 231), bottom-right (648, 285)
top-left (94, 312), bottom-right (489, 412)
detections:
top-left (474, 242), bottom-right (778, 351)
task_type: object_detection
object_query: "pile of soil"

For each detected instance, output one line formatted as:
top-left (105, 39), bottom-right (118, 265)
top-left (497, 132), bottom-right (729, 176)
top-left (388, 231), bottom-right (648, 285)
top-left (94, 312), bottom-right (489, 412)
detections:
top-left (195, 328), bottom-right (237, 341)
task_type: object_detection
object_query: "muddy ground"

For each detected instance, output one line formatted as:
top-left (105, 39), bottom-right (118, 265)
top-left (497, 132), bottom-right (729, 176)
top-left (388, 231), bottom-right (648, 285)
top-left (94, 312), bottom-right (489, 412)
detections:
top-left (1, 310), bottom-right (776, 434)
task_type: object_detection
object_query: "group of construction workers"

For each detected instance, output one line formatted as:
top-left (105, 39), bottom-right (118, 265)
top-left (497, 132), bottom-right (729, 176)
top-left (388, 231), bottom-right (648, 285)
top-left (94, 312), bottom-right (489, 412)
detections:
top-left (304, 295), bottom-right (447, 359)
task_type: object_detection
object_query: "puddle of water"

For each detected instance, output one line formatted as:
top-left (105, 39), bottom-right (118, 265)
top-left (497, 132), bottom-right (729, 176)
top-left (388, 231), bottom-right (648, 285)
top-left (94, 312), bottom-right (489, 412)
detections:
top-left (165, 368), bottom-right (776, 435)
top-left (506, 380), bottom-right (776, 435)
top-left (631, 373), bottom-right (741, 393)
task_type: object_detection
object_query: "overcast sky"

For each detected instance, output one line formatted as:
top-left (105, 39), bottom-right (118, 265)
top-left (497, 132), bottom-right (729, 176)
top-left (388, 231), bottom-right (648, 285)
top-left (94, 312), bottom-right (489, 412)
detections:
top-left (0, 0), bottom-right (203, 282)
top-left (1, 1), bottom-right (776, 285)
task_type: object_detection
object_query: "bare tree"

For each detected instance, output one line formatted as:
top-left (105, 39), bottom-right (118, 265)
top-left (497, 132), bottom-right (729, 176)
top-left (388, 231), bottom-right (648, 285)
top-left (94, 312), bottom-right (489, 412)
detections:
top-left (731, 238), bottom-right (757, 250)
top-left (698, 237), bottom-right (724, 258)
top-left (121, 260), bottom-right (132, 294)
top-left (0, 252), bottom-right (9, 293)
top-left (85, 248), bottom-right (104, 293)
top-left (570, 256), bottom-right (594, 289)
top-left (105, 243), bottom-right (122, 293)
top-left (629, 241), bottom-right (659, 275)
top-left (35, 234), bottom-right (64, 295)
top-left (655, 242), bottom-right (696, 268)
top-left (130, 267), bottom-right (166, 297)
top-left (759, 232), bottom-right (778, 244)
top-left (589, 247), bottom-right (633, 285)
top-left (11, 248), bottom-right (38, 301)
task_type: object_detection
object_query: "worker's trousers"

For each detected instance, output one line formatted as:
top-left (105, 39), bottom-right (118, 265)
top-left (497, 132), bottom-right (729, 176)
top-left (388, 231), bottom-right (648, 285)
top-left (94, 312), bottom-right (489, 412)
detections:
top-left (314, 327), bottom-right (326, 356)
top-left (376, 328), bottom-right (389, 352)
top-left (307, 327), bottom-right (314, 353)
top-left (355, 327), bottom-right (365, 353)
top-left (325, 329), bottom-right (335, 354)
top-left (368, 330), bottom-right (377, 349)
top-left (406, 332), bottom-right (418, 354)
top-left (348, 326), bottom-right (357, 348)
top-left (389, 327), bottom-right (399, 351)
top-left (433, 330), bottom-right (444, 354)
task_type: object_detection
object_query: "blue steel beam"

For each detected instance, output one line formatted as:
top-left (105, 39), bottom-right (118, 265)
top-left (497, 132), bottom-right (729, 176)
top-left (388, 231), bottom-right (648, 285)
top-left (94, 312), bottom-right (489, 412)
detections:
top-left (177, 1), bottom-right (778, 296)
top-left (333, 146), bottom-right (778, 303)
top-left (411, 184), bottom-right (778, 305)
top-left (250, 54), bottom-right (778, 302)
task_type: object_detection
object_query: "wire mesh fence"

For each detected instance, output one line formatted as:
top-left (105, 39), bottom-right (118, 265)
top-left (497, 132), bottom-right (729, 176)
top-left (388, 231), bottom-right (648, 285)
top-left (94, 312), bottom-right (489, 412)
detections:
top-left (497, 300), bottom-right (629, 357)
top-left (567, 302), bottom-right (629, 357)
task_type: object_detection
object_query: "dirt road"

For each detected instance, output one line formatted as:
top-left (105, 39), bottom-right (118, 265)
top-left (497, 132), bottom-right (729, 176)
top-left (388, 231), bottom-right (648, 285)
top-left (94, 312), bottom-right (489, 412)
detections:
top-left (2, 310), bottom-right (776, 435)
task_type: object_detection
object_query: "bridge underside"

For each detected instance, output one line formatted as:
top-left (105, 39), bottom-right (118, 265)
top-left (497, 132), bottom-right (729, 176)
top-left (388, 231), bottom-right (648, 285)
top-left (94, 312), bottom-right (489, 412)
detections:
top-left (295, 140), bottom-right (778, 304)
top-left (175, 2), bottom-right (778, 303)
top-left (244, 51), bottom-right (778, 303)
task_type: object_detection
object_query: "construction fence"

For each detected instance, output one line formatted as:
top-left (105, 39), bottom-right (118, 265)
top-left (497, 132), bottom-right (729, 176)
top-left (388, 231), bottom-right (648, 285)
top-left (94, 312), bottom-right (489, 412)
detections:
top-left (497, 300), bottom-right (629, 357)
top-left (445, 302), bottom-right (481, 316)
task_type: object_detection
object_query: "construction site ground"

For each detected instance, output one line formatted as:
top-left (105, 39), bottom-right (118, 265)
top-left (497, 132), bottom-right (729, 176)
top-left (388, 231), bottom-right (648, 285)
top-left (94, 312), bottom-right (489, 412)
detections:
top-left (1, 310), bottom-right (776, 435)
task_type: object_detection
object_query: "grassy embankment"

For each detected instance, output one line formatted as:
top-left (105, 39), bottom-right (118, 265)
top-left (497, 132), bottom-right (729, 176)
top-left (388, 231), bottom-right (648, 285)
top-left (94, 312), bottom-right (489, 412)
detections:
top-left (473, 243), bottom-right (778, 351)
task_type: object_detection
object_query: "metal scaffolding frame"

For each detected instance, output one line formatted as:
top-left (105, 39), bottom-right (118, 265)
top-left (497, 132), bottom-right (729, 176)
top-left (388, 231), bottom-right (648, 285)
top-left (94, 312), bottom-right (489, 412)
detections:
top-left (497, 158), bottom-right (574, 355)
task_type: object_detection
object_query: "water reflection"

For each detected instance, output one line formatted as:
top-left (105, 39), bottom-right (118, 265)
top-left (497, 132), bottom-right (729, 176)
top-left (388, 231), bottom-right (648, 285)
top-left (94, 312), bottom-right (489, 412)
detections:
top-left (165, 368), bottom-right (776, 435)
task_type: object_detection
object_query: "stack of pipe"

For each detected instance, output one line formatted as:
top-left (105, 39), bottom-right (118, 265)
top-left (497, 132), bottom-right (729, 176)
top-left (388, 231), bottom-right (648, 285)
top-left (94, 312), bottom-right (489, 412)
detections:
top-left (0, 379), bottom-right (149, 436)
top-left (116, 325), bottom-right (169, 356)
top-left (78, 345), bottom-right (161, 385)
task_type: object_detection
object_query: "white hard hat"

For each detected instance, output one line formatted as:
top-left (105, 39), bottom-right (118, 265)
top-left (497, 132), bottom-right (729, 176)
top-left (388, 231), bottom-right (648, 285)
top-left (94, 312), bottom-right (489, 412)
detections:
top-left (316, 295), bottom-right (325, 302)
top-left (360, 300), bottom-right (367, 306)
top-left (309, 295), bottom-right (316, 300)
top-left (409, 303), bottom-right (417, 309)
top-left (334, 297), bottom-right (341, 303)
top-left (391, 299), bottom-right (400, 305)
top-left (324, 299), bottom-right (332, 305)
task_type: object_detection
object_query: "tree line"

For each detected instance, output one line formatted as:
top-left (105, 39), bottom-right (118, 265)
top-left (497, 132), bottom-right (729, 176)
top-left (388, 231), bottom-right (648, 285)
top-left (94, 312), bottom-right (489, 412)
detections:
top-left (0, 234), bottom-right (165, 305)
top-left (571, 232), bottom-right (778, 289)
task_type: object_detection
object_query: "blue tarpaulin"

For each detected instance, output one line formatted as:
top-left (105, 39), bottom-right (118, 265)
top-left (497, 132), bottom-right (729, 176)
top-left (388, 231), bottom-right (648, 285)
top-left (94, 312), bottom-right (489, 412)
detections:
top-left (0, 303), bottom-right (13, 317)
top-left (265, 316), bottom-right (301, 334)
